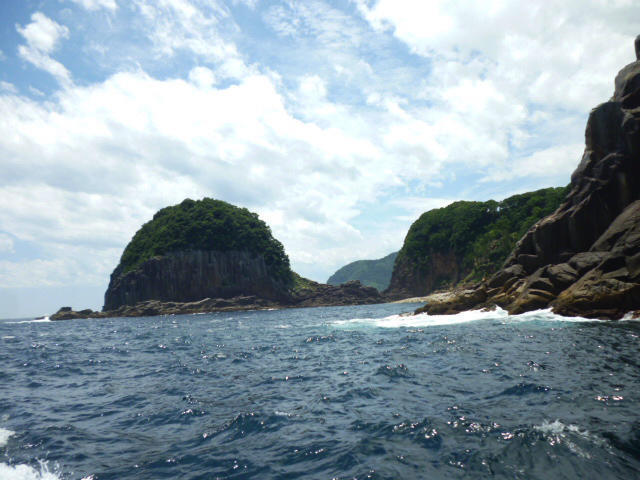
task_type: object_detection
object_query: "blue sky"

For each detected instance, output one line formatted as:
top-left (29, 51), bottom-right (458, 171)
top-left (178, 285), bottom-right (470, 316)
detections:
top-left (0, 0), bottom-right (637, 318)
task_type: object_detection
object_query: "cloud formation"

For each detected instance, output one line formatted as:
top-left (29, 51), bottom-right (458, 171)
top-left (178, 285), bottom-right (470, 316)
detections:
top-left (16, 12), bottom-right (72, 87)
top-left (69, 0), bottom-right (118, 11)
top-left (0, 0), bottom-right (638, 316)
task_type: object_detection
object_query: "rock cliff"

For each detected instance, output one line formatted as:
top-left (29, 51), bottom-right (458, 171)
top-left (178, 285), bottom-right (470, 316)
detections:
top-left (103, 250), bottom-right (290, 310)
top-left (103, 198), bottom-right (293, 311)
top-left (422, 44), bottom-right (640, 319)
top-left (384, 188), bottom-right (567, 299)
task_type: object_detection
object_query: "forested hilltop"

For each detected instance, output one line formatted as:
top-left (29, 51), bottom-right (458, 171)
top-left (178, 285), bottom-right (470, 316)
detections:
top-left (327, 252), bottom-right (398, 291)
top-left (117, 198), bottom-right (292, 283)
top-left (385, 187), bottom-right (568, 298)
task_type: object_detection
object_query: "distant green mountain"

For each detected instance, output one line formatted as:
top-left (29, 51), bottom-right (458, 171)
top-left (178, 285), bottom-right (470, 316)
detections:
top-left (327, 252), bottom-right (398, 291)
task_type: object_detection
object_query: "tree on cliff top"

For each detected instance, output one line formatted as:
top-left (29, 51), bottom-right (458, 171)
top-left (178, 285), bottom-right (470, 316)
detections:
top-left (394, 186), bottom-right (568, 288)
top-left (117, 198), bottom-right (292, 284)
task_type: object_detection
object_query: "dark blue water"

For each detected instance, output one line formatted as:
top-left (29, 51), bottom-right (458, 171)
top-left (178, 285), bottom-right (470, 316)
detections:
top-left (1, 303), bottom-right (640, 479)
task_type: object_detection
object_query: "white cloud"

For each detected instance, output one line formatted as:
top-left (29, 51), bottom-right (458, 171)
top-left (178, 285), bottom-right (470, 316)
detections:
top-left (188, 66), bottom-right (216, 88)
top-left (133, 0), bottom-right (250, 79)
top-left (390, 197), bottom-right (455, 221)
top-left (16, 12), bottom-right (72, 87)
top-left (351, 0), bottom-right (638, 188)
top-left (28, 86), bottom-right (45, 97)
top-left (357, 0), bottom-right (636, 111)
top-left (16, 12), bottom-right (69, 54)
top-left (482, 143), bottom-right (584, 183)
top-left (0, 234), bottom-right (14, 253)
top-left (0, 63), bottom-right (463, 287)
top-left (69, 0), bottom-right (118, 11)
top-left (0, 81), bottom-right (17, 94)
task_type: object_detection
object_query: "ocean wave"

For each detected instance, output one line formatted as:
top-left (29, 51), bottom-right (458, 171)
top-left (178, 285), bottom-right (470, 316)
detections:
top-left (7, 318), bottom-right (51, 324)
top-left (333, 307), bottom-right (606, 329)
top-left (0, 428), bottom-right (14, 447)
top-left (0, 461), bottom-right (61, 480)
top-left (533, 419), bottom-right (607, 458)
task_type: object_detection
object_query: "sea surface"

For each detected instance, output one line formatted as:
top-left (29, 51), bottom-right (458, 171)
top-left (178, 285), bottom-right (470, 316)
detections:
top-left (1, 303), bottom-right (640, 479)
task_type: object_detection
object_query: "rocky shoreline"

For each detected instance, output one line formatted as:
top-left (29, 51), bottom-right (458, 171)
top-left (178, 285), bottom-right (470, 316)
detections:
top-left (50, 280), bottom-right (384, 320)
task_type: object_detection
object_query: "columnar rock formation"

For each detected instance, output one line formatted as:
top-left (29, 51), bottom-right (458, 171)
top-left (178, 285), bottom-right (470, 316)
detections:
top-left (422, 41), bottom-right (640, 319)
top-left (103, 250), bottom-right (289, 311)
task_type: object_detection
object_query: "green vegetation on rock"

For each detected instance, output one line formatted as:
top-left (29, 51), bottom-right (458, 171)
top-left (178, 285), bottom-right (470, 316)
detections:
top-left (327, 252), bottom-right (398, 291)
top-left (290, 272), bottom-right (319, 294)
top-left (117, 198), bottom-right (292, 284)
top-left (395, 186), bottom-right (568, 290)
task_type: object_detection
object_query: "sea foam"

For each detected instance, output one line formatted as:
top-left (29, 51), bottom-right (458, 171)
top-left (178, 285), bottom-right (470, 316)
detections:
top-left (0, 428), bottom-right (14, 447)
top-left (0, 461), bottom-right (60, 480)
top-left (334, 307), bottom-right (603, 329)
top-left (7, 318), bottom-right (51, 325)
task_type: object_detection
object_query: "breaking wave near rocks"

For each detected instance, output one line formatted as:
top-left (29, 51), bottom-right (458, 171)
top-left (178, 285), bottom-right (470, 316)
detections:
top-left (332, 306), bottom-right (605, 329)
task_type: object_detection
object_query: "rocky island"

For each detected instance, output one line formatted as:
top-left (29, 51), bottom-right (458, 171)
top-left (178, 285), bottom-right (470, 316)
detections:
top-left (421, 41), bottom-right (640, 319)
top-left (52, 199), bottom-right (381, 320)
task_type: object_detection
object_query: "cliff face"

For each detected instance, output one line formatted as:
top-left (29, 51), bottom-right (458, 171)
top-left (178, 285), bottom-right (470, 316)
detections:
top-left (386, 250), bottom-right (460, 299)
top-left (102, 198), bottom-right (295, 312)
top-left (385, 188), bottom-right (567, 299)
top-left (423, 53), bottom-right (640, 319)
top-left (104, 250), bottom-right (289, 311)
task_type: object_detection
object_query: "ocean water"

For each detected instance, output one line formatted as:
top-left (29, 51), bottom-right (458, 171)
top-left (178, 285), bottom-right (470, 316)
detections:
top-left (1, 303), bottom-right (639, 479)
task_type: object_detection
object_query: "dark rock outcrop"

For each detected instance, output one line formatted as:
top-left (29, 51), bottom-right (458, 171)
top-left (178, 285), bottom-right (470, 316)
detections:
top-left (386, 250), bottom-right (460, 299)
top-left (423, 44), bottom-right (640, 319)
top-left (291, 279), bottom-right (382, 307)
top-left (52, 280), bottom-right (382, 320)
top-left (104, 250), bottom-right (289, 311)
top-left (50, 306), bottom-right (107, 320)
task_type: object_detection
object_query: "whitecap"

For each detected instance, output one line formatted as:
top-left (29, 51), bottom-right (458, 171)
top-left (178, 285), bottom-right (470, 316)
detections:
top-left (0, 460), bottom-right (61, 480)
top-left (274, 410), bottom-right (292, 417)
top-left (0, 428), bottom-right (14, 447)
top-left (505, 308), bottom-right (604, 324)
top-left (333, 306), bottom-right (605, 329)
top-left (533, 419), bottom-right (606, 457)
top-left (535, 419), bottom-right (575, 435)
top-left (333, 307), bottom-right (509, 329)
top-left (8, 318), bottom-right (51, 324)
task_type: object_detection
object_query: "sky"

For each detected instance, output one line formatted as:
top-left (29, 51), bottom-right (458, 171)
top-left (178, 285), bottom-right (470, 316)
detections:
top-left (0, 0), bottom-right (637, 318)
